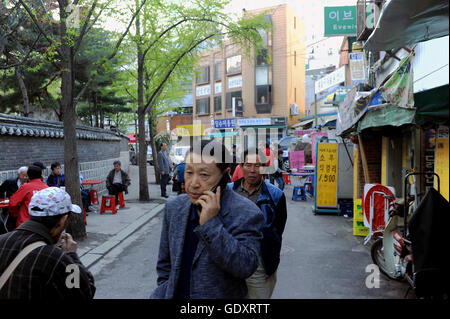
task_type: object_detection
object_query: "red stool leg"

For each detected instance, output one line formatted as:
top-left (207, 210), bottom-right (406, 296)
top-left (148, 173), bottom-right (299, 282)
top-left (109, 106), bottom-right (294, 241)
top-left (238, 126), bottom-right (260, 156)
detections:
top-left (100, 196), bottom-right (117, 214)
top-left (90, 190), bottom-right (99, 205)
top-left (111, 197), bottom-right (117, 214)
top-left (118, 192), bottom-right (125, 208)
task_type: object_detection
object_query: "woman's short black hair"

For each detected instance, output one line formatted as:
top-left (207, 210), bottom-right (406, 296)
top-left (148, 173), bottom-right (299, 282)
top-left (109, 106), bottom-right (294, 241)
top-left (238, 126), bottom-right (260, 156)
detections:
top-left (27, 165), bottom-right (43, 180)
top-left (51, 162), bottom-right (61, 171)
top-left (187, 139), bottom-right (231, 172)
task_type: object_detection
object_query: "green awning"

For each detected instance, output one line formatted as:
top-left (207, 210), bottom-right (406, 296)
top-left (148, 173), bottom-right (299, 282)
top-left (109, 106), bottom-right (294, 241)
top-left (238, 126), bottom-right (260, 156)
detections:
top-left (357, 104), bottom-right (416, 132)
top-left (414, 84), bottom-right (449, 127)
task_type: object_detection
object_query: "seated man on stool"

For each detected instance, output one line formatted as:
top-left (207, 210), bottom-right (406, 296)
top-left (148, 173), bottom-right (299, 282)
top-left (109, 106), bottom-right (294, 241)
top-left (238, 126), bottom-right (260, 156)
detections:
top-left (106, 161), bottom-right (131, 209)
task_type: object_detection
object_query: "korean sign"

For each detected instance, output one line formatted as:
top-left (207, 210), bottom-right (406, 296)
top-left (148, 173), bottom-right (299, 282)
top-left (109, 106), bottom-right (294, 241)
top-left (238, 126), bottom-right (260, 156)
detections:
top-left (324, 6), bottom-right (357, 37)
top-left (316, 143), bottom-right (339, 208)
top-left (349, 52), bottom-right (366, 84)
top-left (214, 118), bottom-right (236, 129)
top-left (237, 118), bottom-right (271, 126)
top-left (315, 66), bottom-right (346, 94)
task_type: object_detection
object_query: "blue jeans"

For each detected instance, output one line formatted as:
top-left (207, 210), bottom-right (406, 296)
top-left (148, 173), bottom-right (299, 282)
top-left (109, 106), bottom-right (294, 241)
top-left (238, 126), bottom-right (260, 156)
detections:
top-left (274, 176), bottom-right (285, 191)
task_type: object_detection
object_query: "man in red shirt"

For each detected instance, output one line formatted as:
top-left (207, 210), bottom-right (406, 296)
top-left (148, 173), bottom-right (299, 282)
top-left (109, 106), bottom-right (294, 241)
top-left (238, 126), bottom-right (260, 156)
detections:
top-left (8, 165), bottom-right (48, 228)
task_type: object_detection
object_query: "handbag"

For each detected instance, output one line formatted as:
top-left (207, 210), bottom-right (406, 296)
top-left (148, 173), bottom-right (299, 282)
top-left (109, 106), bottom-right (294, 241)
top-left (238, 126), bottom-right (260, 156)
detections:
top-left (172, 180), bottom-right (181, 192)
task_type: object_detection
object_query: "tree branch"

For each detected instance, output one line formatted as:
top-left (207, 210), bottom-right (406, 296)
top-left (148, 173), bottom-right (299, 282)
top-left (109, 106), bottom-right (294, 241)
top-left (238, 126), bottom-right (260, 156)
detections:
top-left (73, 0), bottom-right (98, 53)
top-left (17, 0), bottom-right (63, 56)
top-left (0, 33), bottom-right (42, 69)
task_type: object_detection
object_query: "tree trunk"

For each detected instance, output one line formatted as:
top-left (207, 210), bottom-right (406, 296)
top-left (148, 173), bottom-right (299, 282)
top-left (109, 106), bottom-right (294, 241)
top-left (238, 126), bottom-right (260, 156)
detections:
top-left (15, 65), bottom-right (30, 117)
top-left (60, 1), bottom-right (85, 240)
top-left (136, 11), bottom-right (150, 201)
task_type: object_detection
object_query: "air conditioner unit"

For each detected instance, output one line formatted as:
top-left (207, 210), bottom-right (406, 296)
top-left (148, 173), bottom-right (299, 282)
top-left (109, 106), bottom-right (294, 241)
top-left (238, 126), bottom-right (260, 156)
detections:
top-left (357, 0), bottom-right (382, 41)
top-left (290, 104), bottom-right (299, 115)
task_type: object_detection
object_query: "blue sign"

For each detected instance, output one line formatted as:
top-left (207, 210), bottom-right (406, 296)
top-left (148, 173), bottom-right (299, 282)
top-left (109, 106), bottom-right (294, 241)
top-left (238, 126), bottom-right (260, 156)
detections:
top-left (214, 118), bottom-right (236, 129)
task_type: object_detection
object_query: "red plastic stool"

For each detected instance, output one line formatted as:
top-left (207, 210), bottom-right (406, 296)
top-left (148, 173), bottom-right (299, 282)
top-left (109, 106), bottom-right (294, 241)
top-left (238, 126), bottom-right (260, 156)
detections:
top-left (118, 192), bottom-right (125, 208)
top-left (100, 196), bottom-right (117, 215)
top-left (83, 208), bottom-right (87, 225)
top-left (90, 190), bottom-right (99, 205)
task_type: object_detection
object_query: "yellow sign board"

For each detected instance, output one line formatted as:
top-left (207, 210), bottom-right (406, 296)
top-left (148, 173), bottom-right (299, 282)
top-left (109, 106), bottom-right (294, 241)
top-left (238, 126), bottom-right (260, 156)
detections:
top-left (316, 143), bottom-right (338, 207)
top-left (176, 124), bottom-right (204, 137)
top-left (435, 126), bottom-right (449, 201)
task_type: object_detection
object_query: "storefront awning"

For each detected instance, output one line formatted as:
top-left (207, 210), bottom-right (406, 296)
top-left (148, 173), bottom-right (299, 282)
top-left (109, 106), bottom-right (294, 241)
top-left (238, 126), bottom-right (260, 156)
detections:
top-left (364, 0), bottom-right (449, 51)
top-left (357, 104), bottom-right (416, 133)
top-left (414, 84), bottom-right (449, 127)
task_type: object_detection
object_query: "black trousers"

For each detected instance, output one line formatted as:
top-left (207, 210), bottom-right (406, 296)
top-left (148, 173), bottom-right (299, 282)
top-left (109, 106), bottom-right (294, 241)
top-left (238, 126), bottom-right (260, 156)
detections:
top-left (160, 174), bottom-right (169, 196)
top-left (108, 183), bottom-right (127, 204)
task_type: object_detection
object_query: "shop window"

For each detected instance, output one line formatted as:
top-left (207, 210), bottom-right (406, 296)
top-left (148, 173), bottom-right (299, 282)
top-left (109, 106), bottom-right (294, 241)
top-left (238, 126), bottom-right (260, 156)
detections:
top-left (256, 85), bottom-right (271, 105)
top-left (196, 66), bottom-right (210, 84)
top-left (214, 62), bottom-right (222, 81)
top-left (226, 55), bottom-right (241, 75)
top-left (226, 91), bottom-right (242, 110)
top-left (214, 96), bottom-right (222, 113)
top-left (196, 98), bottom-right (210, 114)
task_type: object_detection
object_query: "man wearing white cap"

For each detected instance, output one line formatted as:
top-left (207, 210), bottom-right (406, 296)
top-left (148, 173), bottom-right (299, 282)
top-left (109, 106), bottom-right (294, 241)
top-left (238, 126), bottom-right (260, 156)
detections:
top-left (0, 187), bottom-right (96, 299)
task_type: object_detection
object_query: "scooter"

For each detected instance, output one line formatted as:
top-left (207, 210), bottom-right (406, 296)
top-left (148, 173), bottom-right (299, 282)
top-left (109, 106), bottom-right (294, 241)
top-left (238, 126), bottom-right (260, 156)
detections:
top-left (370, 172), bottom-right (447, 298)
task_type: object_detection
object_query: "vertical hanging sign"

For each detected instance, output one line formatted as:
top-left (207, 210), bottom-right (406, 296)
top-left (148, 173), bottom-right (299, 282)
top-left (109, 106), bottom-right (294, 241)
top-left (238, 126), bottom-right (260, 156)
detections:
top-left (316, 143), bottom-right (339, 207)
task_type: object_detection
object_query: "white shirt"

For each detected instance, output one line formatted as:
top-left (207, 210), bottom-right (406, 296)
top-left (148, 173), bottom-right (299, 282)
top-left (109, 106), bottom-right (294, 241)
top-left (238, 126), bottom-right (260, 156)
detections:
top-left (113, 171), bottom-right (122, 184)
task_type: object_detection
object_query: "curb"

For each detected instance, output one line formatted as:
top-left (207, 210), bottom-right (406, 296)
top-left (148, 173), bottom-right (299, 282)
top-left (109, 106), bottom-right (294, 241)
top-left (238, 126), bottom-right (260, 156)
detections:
top-left (80, 203), bottom-right (165, 268)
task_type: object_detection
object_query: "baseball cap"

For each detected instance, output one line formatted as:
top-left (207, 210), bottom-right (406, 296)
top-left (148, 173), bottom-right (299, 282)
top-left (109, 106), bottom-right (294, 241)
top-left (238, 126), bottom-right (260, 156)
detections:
top-left (29, 187), bottom-right (82, 217)
top-left (32, 161), bottom-right (46, 170)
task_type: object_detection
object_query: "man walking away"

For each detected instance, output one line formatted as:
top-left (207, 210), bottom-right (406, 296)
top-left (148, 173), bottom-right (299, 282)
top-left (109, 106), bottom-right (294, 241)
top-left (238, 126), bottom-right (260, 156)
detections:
top-left (0, 187), bottom-right (95, 299)
top-left (9, 166), bottom-right (49, 229)
top-left (158, 143), bottom-right (170, 198)
top-left (106, 161), bottom-right (131, 210)
top-left (229, 149), bottom-right (287, 299)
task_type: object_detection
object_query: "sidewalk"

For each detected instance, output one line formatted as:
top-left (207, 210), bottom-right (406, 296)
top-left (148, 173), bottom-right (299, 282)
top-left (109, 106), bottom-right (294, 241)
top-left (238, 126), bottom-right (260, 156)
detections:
top-left (78, 164), bottom-right (169, 268)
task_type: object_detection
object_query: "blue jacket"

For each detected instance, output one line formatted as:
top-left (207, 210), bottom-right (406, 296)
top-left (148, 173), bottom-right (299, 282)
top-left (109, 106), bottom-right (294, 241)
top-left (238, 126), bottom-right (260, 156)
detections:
top-left (229, 179), bottom-right (287, 276)
top-left (151, 187), bottom-right (264, 299)
top-left (47, 174), bottom-right (65, 187)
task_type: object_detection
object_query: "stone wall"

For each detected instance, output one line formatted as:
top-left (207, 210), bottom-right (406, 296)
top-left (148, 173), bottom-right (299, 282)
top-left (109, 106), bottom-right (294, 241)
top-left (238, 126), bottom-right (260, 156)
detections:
top-left (0, 114), bottom-right (129, 195)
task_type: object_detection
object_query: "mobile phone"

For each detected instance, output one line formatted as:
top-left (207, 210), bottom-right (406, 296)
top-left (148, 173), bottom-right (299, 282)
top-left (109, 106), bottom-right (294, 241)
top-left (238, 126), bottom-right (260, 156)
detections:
top-left (195, 173), bottom-right (230, 212)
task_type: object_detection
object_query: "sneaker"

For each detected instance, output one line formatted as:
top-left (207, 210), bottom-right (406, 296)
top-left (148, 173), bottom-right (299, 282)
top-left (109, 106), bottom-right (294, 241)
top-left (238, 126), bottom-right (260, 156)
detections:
top-left (116, 205), bottom-right (120, 210)
top-left (161, 195), bottom-right (169, 198)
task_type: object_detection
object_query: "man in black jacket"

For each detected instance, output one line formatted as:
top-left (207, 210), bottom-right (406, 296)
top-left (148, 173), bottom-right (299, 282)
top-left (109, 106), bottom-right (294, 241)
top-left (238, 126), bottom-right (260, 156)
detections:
top-left (106, 161), bottom-right (131, 209)
top-left (0, 166), bottom-right (28, 232)
top-left (0, 187), bottom-right (96, 299)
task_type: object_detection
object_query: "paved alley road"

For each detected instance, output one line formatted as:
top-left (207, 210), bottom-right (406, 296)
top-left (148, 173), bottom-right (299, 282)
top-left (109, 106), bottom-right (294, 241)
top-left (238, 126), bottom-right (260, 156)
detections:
top-left (91, 183), bottom-right (409, 299)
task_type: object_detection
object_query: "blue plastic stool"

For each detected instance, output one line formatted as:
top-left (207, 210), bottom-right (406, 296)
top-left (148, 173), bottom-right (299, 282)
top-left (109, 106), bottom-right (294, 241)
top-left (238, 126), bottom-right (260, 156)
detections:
top-left (292, 183), bottom-right (313, 201)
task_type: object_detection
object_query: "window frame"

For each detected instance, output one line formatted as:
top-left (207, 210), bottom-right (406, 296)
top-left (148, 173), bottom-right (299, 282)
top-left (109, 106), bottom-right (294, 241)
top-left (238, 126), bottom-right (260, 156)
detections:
top-left (196, 97), bottom-right (210, 114)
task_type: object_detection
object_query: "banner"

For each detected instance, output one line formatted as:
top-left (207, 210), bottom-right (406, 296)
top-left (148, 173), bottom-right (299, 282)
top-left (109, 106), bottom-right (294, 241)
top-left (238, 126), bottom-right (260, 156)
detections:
top-left (289, 151), bottom-right (305, 170)
top-left (349, 52), bottom-right (366, 84)
top-left (381, 55), bottom-right (414, 108)
top-left (435, 126), bottom-right (449, 200)
top-left (316, 143), bottom-right (338, 207)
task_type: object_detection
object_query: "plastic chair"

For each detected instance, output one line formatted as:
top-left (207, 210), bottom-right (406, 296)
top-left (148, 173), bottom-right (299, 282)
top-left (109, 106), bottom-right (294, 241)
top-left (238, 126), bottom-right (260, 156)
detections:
top-left (100, 196), bottom-right (117, 215)
top-left (90, 190), bottom-right (99, 205)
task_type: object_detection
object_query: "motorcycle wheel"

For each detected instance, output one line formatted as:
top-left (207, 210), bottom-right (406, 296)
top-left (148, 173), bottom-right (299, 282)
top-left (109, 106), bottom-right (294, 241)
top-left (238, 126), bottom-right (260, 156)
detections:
top-left (370, 238), bottom-right (403, 281)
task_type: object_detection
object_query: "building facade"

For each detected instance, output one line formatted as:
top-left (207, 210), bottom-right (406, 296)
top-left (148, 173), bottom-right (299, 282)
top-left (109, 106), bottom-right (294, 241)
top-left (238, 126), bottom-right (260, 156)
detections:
top-left (190, 4), bottom-right (305, 147)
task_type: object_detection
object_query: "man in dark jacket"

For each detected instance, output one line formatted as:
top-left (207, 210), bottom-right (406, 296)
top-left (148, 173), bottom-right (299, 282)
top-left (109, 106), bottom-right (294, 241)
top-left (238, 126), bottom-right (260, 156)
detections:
top-left (106, 160), bottom-right (131, 209)
top-left (0, 187), bottom-right (95, 299)
top-left (229, 148), bottom-right (287, 299)
top-left (158, 143), bottom-right (171, 198)
top-left (0, 166), bottom-right (28, 231)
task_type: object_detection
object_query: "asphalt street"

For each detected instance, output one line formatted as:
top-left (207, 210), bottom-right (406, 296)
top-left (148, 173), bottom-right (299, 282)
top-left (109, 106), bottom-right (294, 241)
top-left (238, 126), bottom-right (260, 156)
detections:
top-left (91, 178), bottom-right (410, 299)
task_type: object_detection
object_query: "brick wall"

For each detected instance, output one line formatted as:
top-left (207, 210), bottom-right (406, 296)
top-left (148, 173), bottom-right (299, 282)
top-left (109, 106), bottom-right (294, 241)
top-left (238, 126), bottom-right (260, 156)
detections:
top-left (156, 115), bottom-right (193, 134)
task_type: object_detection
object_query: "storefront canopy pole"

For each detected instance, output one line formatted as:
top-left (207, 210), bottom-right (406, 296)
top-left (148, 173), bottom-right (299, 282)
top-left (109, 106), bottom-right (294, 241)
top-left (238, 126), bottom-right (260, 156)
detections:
top-left (341, 137), bottom-right (354, 167)
top-left (358, 133), bottom-right (371, 184)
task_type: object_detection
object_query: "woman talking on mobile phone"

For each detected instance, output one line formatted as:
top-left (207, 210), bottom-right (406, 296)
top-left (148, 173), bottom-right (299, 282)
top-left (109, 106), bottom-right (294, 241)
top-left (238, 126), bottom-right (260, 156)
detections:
top-left (150, 139), bottom-right (264, 299)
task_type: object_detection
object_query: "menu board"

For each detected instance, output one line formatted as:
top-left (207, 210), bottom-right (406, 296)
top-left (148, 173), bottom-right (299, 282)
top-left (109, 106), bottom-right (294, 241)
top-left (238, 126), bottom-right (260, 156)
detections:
top-left (316, 143), bottom-right (339, 207)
